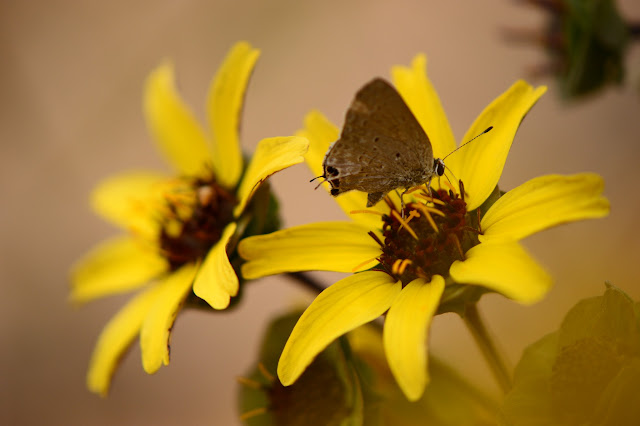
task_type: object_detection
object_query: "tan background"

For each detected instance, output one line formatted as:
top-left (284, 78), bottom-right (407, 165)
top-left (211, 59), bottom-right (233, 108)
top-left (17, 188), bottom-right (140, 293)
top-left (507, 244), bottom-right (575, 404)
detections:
top-left (2, 1), bottom-right (639, 424)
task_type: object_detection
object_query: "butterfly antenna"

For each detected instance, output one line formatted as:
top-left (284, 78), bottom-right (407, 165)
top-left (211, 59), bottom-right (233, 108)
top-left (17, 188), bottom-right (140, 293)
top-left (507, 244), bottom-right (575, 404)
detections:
top-left (442, 126), bottom-right (493, 162)
top-left (442, 164), bottom-right (459, 186)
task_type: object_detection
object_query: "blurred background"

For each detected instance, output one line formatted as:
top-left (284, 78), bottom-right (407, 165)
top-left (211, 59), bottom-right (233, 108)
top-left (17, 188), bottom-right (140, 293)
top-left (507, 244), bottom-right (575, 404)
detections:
top-left (1, 0), bottom-right (639, 424)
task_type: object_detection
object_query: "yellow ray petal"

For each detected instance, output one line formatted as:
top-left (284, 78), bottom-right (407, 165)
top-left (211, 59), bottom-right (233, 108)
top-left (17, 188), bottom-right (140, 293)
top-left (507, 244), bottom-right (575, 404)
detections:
top-left (452, 81), bottom-right (547, 210)
top-left (299, 111), bottom-right (388, 228)
top-left (234, 136), bottom-right (309, 216)
top-left (278, 271), bottom-right (401, 385)
top-left (90, 171), bottom-right (169, 238)
top-left (192, 223), bottom-right (238, 309)
top-left (383, 276), bottom-right (445, 401)
top-left (140, 263), bottom-right (198, 374)
top-left (238, 221), bottom-right (382, 279)
top-left (144, 62), bottom-right (211, 176)
top-left (207, 41), bottom-right (260, 188)
top-left (71, 236), bottom-right (167, 304)
top-left (300, 110), bottom-right (338, 178)
top-left (480, 173), bottom-right (610, 243)
top-left (391, 54), bottom-right (457, 159)
top-left (449, 242), bottom-right (552, 304)
top-left (86, 284), bottom-right (161, 397)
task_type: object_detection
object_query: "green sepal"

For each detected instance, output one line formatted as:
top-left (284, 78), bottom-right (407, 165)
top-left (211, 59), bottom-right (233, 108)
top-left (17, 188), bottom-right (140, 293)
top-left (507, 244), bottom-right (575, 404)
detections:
top-left (239, 310), bottom-right (365, 426)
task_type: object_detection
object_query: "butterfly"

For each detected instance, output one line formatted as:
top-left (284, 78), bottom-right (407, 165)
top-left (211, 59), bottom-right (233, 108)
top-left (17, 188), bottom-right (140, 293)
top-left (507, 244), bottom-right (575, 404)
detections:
top-left (320, 78), bottom-right (445, 207)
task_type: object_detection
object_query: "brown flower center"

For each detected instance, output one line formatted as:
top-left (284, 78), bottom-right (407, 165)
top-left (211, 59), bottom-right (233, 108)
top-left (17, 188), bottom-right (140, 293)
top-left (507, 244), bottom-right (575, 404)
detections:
top-left (159, 176), bottom-right (237, 270)
top-left (372, 183), bottom-right (481, 286)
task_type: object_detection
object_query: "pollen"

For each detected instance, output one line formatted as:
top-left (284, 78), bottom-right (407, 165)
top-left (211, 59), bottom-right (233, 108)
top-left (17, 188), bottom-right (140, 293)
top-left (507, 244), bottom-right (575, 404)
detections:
top-left (375, 184), bottom-right (480, 286)
top-left (158, 175), bottom-right (237, 270)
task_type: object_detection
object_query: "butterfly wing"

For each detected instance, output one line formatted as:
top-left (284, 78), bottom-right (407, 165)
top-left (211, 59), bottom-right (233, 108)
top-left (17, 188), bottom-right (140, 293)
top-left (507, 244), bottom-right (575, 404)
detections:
top-left (323, 78), bottom-right (434, 196)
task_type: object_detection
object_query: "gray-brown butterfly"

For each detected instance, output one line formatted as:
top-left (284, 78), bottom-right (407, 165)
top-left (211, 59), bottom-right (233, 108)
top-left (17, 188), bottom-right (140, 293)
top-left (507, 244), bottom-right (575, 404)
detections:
top-left (319, 78), bottom-right (444, 207)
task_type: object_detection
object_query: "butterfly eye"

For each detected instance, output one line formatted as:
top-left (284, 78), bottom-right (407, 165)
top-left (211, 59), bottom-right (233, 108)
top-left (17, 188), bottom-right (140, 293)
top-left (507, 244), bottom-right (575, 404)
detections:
top-left (434, 159), bottom-right (445, 176)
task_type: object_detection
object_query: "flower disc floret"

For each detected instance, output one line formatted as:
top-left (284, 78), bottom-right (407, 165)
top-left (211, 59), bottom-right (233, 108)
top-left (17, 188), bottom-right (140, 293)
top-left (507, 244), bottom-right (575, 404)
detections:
top-left (159, 174), bottom-right (237, 270)
top-left (376, 185), bottom-right (479, 286)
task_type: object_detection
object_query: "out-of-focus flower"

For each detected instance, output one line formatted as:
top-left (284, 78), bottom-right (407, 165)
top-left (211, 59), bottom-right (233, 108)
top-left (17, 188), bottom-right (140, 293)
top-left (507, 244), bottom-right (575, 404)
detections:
top-left (506, 0), bottom-right (633, 98)
top-left (501, 283), bottom-right (640, 425)
top-left (71, 42), bottom-right (308, 396)
top-left (240, 310), bottom-right (499, 426)
top-left (239, 54), bottom-right (610, 401)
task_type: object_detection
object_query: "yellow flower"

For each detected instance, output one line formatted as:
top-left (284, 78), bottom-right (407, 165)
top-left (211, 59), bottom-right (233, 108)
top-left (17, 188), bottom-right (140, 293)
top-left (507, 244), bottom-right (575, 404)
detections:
top-left (71, 41), bottom-right (308, 396)
top-left (238, 54), bottom-right (610, 401)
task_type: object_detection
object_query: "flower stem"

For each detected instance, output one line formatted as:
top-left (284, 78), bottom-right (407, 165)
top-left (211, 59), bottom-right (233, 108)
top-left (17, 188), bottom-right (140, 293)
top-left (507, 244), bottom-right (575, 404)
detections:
top-left (462, 303), bottom-right (512, 393)
top-left (286, 272), bottom-right (326, 295)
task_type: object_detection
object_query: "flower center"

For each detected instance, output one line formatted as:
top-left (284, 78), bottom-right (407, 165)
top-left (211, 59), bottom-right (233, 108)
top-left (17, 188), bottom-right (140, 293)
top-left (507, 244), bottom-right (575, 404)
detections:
top-left (372, 183), bottom-right (480, 286)
top-left (159, 176), bottom-right (237, 270)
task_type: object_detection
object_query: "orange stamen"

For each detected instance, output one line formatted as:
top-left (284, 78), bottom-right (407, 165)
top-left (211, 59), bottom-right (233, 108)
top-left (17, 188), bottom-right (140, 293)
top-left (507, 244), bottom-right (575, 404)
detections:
top-left (398, 259), bottom-right (412, 275)
top-left (257, 362), bottom-right (275, 382)
top-left (237, 376), bottom-right (263, 390)
top-left (413, 204), bottom-right (439, 234)
top-left (391, 210), bottom-right (418, 240)
top-left (414, 192), bottom-right (446, 206)
top-left (391, 259), bottom-right (403, 275)
top-left (240, 407), bottom-right (268, 421)
top-left (451, 234), bottom-right (465, 259)
top-left (351, 257), bottom-right (379, 272)
top-left (443, 180), bottom-right (458, 193)
top-left (414, 203), bottom-right (445, 218)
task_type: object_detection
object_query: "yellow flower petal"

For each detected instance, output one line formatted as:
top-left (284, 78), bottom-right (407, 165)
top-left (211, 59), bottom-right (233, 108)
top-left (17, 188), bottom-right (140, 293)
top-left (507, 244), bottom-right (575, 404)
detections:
top-left (234, 136), bottom-right (309, 216)
top-left (450, 242), bottom-right (552, 304)
top-left (299, 111), bottom-right (387, 229)
top-left (192, 223), bottom-right (238, 309)
top-left (453, 81), bottom-right (547, 210)
top-left (144, 62), bottom-right (211, 176)
top-left (207, 41), bottom-right (260, 189)
top-left (383, 276), bottom-right (445, 401)
top-left (87, 284), bottom-right (161, 397)
top-left (90, 171), bottom-right (169, 238)
top-left (140, 263), bottom-right (198, 374)
top-left (391, 54), bottom-right (457, 159)
top-left (239, 222), bottom-right (382, 279)
top-left (480, 173), bottom-right (610, 243)
top-left (299, 110), bottom-right (337, 179)
top-left (71, 236), bottom-right (167, 304)
top-left (278, 271), bottom-right (401, 385)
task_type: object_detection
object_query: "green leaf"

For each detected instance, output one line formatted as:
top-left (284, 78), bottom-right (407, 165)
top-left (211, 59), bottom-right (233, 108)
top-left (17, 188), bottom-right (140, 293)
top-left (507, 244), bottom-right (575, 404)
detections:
top-left (558, 283), bottom-right (638, 349)
top-left (591, 358), bottom-right (640, 425)
top-left (501, 283), bottom-right (640, 425)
